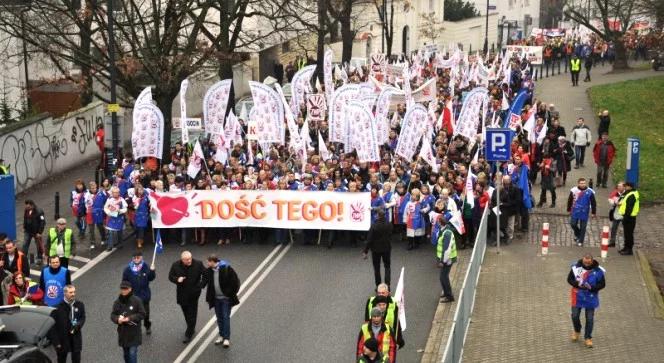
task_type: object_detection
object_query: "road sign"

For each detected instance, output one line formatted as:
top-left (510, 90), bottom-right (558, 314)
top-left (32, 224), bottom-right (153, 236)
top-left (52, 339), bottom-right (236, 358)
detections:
top-left (107, 103), bottom-right (120, 113)
top-left (485, 128), bottom-right (513, 162)
top-left (172, 117), bottom-right (202, 130)
top-left (626, 137), bottom-right (640, 187)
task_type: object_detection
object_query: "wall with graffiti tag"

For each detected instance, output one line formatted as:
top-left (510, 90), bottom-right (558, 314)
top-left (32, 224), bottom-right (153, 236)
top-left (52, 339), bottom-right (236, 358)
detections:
top-left (0, 102), bottom-right (106, 194)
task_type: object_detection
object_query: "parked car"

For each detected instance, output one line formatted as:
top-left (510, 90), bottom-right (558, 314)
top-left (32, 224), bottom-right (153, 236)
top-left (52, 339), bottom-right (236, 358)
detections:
top-left (0, 305), bottom-right (54, 363)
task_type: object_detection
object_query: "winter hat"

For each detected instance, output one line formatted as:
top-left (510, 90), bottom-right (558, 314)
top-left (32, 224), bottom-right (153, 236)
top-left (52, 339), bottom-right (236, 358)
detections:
top-left (364, 337), bottom-right (379, 352)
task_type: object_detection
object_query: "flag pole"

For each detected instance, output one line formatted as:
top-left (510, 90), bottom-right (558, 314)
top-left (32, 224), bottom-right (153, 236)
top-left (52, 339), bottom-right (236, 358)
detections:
top-left (150, 227), bottom-right (158, 268)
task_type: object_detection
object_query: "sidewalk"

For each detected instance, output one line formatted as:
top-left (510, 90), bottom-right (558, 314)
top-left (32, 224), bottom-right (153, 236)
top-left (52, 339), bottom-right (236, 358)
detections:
top-left (530, 61), bottom-right (657, 216)
top-left (462, 242), bottom-right (664, 362)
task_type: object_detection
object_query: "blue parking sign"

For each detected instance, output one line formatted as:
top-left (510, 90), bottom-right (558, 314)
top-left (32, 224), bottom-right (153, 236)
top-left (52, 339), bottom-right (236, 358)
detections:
top-left (485, 128), bottom-right (513, 162)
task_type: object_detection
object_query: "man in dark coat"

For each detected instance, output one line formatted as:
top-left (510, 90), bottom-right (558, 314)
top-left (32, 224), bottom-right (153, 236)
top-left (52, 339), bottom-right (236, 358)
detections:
top-left (111, 281), bottom-right (145, 363)
top-left (50, 284), bottom-right (85, 363)
top-left (122, 251), bottom-right (156, 334)
top-left (203, 254), bottom-right (240, 348)
top-left (23, 199), bottom-right (46, 265)
top-left (168, 250), bottom-right (205, 343)
top-left (363, 209), bottom-right (393, 288)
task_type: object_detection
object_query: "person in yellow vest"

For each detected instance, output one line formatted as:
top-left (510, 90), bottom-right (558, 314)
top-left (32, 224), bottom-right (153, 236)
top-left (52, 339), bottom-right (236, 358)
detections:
top-left (357, 337), bottom-right (389, 363)
top-left (372, 295), bottom-right (405, 350)
top-left (436, 215), bottom-right (457, 303)
top-left (0, 158), bottom-right (9, 175)
top-left (356, 307), bottom-right (397, 363)
top-left (570, 54), bottom-right (581, 87)
top-left (46, 218), bottom-right (77, 269)
top-left (7, 272), bottom-right (44, 305)
top-left (364, 284), bottom-right (396, 322)
top-left (618, 182), bottom-right (639, 255)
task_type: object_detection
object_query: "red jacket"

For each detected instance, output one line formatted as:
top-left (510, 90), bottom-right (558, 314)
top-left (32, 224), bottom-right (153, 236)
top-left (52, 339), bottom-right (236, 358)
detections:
top-left (592, 139), bottom-right (616, 166)
top-left (357, 323), bottom-right (396, 362)
top-left (7, 281), bottom-right (44, 305)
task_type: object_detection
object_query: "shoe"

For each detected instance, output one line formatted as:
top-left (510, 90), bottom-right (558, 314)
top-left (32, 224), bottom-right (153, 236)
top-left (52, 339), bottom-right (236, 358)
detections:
top-left (106, 247), bottom-right (113, 252)
top-left (619, 249), bottom-right (633, 255)
top-left (608, 242), bottom-right (616, 247)
top-left (145, 327), bottom-right (152, 335)
top-left (90, 244), bottom-right (96, 250)
top-left (574, 165), bottom-right (579, 169)
top-left (577, 242), bottom-right (583, 247)
top-left (550, 203), bottom-right (556, 208)
top-left (100, 240), bottom-right (106, 246)
top-left (585, 339), bottom-right (593, 348)
top-left (440, 296), bottom-right (455, 303)
top-left (223, 339), bottom-right (230, 348)
top-left (537, 202), bottom-right (544, 208)
top-left (180, 241), bottom-right (186, 247)
top-left (182, 336), bottom-right (191, 344)
top-left (601, 184), bottom-right (607, 188)
top-left (571, 332), bottom-right (579, 342)
top-left (217, 239), bottom-right (224, 246)
top-left (215, 337), bottom-right (223, 345)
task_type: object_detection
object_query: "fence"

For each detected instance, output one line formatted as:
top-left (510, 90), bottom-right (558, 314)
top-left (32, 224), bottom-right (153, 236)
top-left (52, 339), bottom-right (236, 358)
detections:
top-left (441, 206), bottom-right (489, 363)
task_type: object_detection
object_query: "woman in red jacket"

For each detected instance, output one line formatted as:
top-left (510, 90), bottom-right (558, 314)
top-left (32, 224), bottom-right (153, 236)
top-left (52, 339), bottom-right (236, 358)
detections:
top-left (7, 273), bottom-right (44, 306)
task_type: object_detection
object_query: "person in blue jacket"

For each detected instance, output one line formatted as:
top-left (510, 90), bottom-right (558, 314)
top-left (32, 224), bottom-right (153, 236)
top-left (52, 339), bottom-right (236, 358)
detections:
top-left (122, 251), bottom-right (156, 335)
top-left (567, 178), bottom-right (597, 247)
top-left (132, 185), bottom-right (151, 250)
top-left (88, 182), bottom-right (108, 249)
top-left (567, 253), bottom-right (605, 348)
top-left (370, 186), bottom-right (386, 223)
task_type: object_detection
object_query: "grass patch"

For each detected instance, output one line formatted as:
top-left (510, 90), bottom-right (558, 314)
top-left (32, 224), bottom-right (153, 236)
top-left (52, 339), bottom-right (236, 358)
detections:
top-left (589, 76), bottom-right (664, 202)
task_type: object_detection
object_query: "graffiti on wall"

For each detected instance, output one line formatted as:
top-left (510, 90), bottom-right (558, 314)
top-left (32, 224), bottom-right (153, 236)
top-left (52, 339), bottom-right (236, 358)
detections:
top-left (0, 103), bottom-right (105, 193)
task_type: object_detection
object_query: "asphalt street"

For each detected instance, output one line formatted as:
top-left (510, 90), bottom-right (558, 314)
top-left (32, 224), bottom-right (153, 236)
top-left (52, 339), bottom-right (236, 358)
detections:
top-left (70, 235), bottom-right (442, 362)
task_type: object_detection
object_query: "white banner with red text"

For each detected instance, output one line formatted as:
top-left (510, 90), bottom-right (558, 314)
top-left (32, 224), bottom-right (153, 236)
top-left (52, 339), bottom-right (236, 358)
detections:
top-left (149, 190), bottom-right (371, 230)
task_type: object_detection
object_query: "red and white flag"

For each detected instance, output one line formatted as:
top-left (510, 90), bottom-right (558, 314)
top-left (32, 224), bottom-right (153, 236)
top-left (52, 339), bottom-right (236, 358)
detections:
top-left (440, 99), bottom-right (454, 136)
top-left (419, 135), bottom-right (439, 173)
top-left (393, 267), bottom-right (407, 331)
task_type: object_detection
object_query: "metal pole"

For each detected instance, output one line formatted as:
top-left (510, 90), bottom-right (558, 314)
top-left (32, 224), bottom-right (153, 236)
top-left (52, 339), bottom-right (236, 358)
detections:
top-left (496, 172), bottom-right (501, 253)
top-left (107, 0), bottom-right (120, 164)
top-left (483, 0), bottom-right (489, 55)
top-left (381, 0), bottom-right (386, 53)
top-left (20, 10), bottom-right (30, 112)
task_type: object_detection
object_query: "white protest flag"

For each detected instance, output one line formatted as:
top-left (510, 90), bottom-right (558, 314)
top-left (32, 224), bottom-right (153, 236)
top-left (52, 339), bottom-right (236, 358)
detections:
top-left (537, 120), bottom-right (548, 145)
top-left (454, 87), bottom-right (489, 149)
top-left (523, 107), bottom-right (536, 135)
top-left (394, 267), bottom-right (407, 331)
top-left (179, 79), bottom-right (190, 144)
top-left (501, 92), bottom-right (510, 110)
top-left (395, 104), bottom-right (428, 161)
top-left (465, 169), bottom-right (475, 208)
top-left (375, 88), bottom-right (393, 144)
top-left (131, 104), bottom-right (164, 159)
top-left (318, 131), bottom-right (330, 161)
top-left (247, 140), bottom-right (255, 165)
top-left (187, 140), bottom-right (204, 178)
top-left (301, 118), bottom-right (313, 151)
top-left (239, 102), bottom-right (249, 122)
top-left (203, 79), bottom-right (232, 135)
top-left (472, 147), bottom-right (479, 163)
top-left (450, 210), bottom-right (466, 234)
top-left (329, 84), bottom-right (360, 144)
top-left (225, 111), bottom-right (243, 146)
top-left (213, 134), bottom-right (228, 164)
top-left (346, 101), bottom-right (380, 162)
top-left (402, 64), bottom-right (414, 108)
top-left (249, 81), bottom-right (285, 143)
top-left (501, 64), bottom-right (511, 85)
top-left (290, 65), bottom-right (316, 118)
top-left (275, 83), bottom-right (302, 147)
top-left (419, 134), bottom-right (439, 173)
top-left (324, 49), bottom-right (335, 105)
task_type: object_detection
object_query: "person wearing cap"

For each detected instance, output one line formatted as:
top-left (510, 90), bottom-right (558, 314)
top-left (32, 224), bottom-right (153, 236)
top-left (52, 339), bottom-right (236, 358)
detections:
top-left (49, 284), bottom-right (85, 363)
top-left (356, 307), bottom-right (396, 362)
top-left (357, 337), bottom-right (389, 362)
top-left (39, 255), bottom-right (72, 307)
top-left (46, 218), bottom-right (77, 269)
top-left (111, 281), bottom-right (145, 363)
top-left (436, 214), bottom-right (457, 303)
top-left (122, 251), bottom-right (156, 335)
top-left (202, 254), bottom-right (240, 348)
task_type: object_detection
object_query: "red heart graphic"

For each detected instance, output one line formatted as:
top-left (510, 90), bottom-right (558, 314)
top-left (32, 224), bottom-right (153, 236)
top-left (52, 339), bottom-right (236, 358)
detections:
top-left (152, 193), bottom-right (190, 226)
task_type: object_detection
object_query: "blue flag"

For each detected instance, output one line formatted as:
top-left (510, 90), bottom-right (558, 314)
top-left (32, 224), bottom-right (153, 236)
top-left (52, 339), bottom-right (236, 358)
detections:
top-left (516, 165), bottom-right (533, 210)
top-left (502, 89), bottom-right (529, 129)
top-left (156, 230), bottom-right (164, 254)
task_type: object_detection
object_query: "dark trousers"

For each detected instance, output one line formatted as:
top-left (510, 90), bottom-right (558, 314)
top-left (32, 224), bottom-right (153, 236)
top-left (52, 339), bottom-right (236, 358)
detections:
top-left (371, 251), bottom-right (391, 287)
top-left (575, 145), bottom-right (587, 167)
top-left (571, 71), bottom-right (580, 85)
top-left (584, 66), bottom-right (592, 81)
top-left (609, 219), bottom-right (622, 245)
top-left (57, 349), bottom-right (81, 363)
top-left (439, 263), bottom-right (453, 298)
top-left (623, 217), bottom-right (636, 251)
top-left (571, 307), bottom-right (595, 339)
top-left (143, 300), bottom-right (151, 328)
top-left (180, 303), bottom-right (198, 338)
top-left (596, 164), bottom-right (610, 186)
top-left (539, 186), bottom-right (556, 204)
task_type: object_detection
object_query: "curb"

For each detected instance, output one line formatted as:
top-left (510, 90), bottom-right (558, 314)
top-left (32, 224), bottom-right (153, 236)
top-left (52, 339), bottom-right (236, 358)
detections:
top-left (636, 250), bottom-right (664, 320)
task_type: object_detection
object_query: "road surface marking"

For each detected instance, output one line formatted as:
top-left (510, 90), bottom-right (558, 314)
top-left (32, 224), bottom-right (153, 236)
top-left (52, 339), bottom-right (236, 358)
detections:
top-left (186, 243), bottom-right (292, 362)
top-left (72, 250), bottom-right (114, 282)
top-left (71, 256), bottom-right (91, 263)
top-left (173, 244), bottom-right (284, 363)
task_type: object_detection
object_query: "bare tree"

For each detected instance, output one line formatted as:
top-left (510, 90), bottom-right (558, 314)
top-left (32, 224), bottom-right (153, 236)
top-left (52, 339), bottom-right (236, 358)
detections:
top-left (419, 11), bottom-right (445, 45)
top-left (564, 0), bottom-right (637, 70)
top-left (373, 0), bottom-right (395, 57)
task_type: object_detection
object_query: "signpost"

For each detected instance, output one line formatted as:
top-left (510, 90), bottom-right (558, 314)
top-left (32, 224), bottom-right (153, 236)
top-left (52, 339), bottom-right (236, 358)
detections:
top-left (485, 128), bottom-right (514, 253)
top-left (626, 137), bottom-right (640, 187)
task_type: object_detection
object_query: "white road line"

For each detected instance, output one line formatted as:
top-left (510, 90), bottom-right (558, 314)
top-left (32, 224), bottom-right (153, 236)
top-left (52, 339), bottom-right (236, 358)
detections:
top-left (173, 244), bottom-right (284, 363)
top-left (71, 255), bottom-right (91, 263)
top-left (72, 250), bottom-right (114, 282)
top-left (67, 265), bottom-right (79, 271)
top-left (186, 243), bottom-right (292, 363)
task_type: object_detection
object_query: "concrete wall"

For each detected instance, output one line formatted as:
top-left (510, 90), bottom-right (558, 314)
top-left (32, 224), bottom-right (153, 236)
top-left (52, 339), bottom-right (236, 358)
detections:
top-left (0, 102), bottom-right (107, 194)
top-left (439, 14), bottom-right (500, 52)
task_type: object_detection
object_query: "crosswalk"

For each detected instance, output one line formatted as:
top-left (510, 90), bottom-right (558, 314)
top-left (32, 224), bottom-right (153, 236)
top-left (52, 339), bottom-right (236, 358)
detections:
top-left (29, 255), bottom-right (92, 281)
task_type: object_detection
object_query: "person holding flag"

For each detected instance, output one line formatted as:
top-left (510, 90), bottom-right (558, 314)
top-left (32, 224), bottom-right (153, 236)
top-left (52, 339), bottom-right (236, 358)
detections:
top-left (122, 251), bottom-right (156, 335)
top-left (509, 154), bottom-right (533, 233)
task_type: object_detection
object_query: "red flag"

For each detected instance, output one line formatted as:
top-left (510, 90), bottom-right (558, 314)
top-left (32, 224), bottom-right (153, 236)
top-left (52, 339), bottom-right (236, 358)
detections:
top-left (440, 100), bottom-right (454, 137)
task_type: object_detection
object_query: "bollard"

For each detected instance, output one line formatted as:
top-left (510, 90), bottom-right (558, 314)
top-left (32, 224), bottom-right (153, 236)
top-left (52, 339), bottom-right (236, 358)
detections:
top-left (541, 222), bottom-right (549, 255)
top-left (600, 226), bottom-right (609, 259)
top-left (54, 192), bottom-right (60, 220)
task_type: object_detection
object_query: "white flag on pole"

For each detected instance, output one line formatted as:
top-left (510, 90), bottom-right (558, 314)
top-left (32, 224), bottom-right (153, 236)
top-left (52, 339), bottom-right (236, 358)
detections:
top-left (318, 131), bottom-right (330, 161)
top-left (187, 140), bottom-right (204, 178)
top-left (394, 267), bottom-right (407, 331)
top-left (180, 79), bottom-right (189, 144)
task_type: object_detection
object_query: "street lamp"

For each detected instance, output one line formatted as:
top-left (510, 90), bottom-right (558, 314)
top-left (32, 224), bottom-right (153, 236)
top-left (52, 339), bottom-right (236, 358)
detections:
top-left (483, 0), bottom-right (489, 55)
top-left (107, 0), bottom-right (120, 169)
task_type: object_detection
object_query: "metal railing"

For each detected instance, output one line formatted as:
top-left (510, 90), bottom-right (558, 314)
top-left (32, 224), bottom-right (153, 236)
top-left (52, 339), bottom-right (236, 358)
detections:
top-left (441, 206), bottom-right (489, 363)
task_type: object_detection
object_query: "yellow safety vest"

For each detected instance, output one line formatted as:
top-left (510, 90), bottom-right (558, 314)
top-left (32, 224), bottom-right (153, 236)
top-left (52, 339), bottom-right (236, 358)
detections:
top-left (361, 323), bottom-right (392, 359)
top-left (0, 164), bottom-right (8, 175)
top-left (366, 296), bottom-right (397, 330)
top-left (49, 228), bottom-right (73, 257)
top-left (619, 190), bottom-right (639, 217)
top-left (570, 59), bottom-right (581, 72)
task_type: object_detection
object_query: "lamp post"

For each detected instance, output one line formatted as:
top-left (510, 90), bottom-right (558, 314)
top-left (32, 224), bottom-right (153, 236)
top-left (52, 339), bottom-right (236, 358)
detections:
top-left (483, 0), bottom-right (489, 55)
top-left (381, 0), bottom-right (386, 53)
top-left (107, 0), bottom-right (120, 165)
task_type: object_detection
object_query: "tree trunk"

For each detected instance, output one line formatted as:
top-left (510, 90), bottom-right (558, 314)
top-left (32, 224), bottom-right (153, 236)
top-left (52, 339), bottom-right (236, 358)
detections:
top-left (386, 0), bottom-right (394, 57)
top-left (612, 37), bottom-right (629, 70)
top-left (79, 9), bottom-right (94, 106)
top-left (340, 18), bottom-right (353, 64)
top-left (155, 93), bottom-right (175, 163)
top-left (313, 0), bottom-right (326, 89)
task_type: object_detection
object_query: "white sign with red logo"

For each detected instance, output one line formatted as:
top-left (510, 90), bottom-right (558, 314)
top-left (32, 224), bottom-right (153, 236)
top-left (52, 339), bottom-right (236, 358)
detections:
top-left (249, 81), bottom-right (285, 143)
top-left (203, 79), bottom-right (232, 135)
top-left (306, 94), bottom-right (326, 122)
top-left (131, 104), bottom-right (164, 159)
top-left (148, 190), bottom-right (371, 230)
top-left (329, 84), bottom-right (360, 144)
